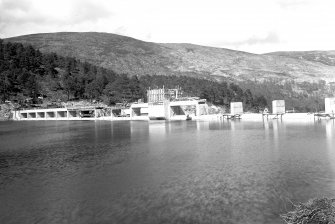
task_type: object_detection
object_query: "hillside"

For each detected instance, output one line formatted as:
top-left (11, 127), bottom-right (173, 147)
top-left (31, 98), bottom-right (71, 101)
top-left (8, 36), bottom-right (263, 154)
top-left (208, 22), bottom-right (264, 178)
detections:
top-left (1, 40), bottom-right (265, 112)
top-left (6, 32), bottom-right (335, 82)
top-left (266, 50), bottom-right (335, 66)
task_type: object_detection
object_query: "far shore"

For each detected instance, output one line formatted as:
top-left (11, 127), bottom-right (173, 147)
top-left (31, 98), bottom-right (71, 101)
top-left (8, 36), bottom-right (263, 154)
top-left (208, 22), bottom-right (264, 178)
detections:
top-left (6, 112), bottom-right (333, 122)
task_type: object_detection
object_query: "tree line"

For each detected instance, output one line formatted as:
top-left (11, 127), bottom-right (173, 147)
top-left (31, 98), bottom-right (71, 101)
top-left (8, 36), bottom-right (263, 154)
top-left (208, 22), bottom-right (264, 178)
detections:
top-left (239, 79), bottom-right (334, 112)
top-left (0, 39), bottom-right (269, 111)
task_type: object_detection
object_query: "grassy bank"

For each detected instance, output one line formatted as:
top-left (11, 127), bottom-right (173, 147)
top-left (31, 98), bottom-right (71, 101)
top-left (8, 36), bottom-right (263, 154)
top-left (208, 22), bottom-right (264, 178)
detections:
top-left (281, 198), bottom-right (335, 224)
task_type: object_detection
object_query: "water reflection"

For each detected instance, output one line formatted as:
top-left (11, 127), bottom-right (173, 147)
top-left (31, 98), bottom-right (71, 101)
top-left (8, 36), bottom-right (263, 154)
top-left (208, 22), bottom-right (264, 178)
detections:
top-left (148, 121), bottom-right (167, 140)
top-left (196, 120), bottom-right (209, 131)
top-left (326, 120), bottom-right (334, 149)
top-left (1, 120), bottom-right (335, 224)
top-left (272, 120), bottom-right (281, 152)
top-left (325, 120), bottom-right (335, 192)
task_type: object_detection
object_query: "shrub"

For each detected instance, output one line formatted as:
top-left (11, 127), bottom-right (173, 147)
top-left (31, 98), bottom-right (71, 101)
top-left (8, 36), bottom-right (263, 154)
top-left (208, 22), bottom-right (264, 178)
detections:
top-left (281, 198), bottom-right (335, 224)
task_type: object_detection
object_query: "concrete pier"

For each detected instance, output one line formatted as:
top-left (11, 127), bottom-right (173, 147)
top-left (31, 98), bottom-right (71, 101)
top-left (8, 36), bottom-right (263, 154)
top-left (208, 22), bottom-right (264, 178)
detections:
top-left (272, 100), bottom-right (285, 114)
top-left (325, 98), bottom-right (335, 115)
top-left (230, 102), bottom-right (243, 115)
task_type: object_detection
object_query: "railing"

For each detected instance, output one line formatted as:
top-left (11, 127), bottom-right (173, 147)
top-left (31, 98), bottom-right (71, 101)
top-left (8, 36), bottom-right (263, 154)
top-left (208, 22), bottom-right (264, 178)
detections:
top-left (15, 106), bottom-right (65, 111)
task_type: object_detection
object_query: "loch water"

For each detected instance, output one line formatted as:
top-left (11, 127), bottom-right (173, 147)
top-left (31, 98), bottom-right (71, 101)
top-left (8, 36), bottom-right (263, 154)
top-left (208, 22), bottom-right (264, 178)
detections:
top-left (0, 119), bottom-right (335, 224)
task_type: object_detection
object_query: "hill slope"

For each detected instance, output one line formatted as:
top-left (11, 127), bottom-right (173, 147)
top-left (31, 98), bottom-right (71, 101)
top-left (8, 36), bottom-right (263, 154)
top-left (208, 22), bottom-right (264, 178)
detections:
top-left (6, 32), bottom-right (335, 82)
top-left (266, 51), bottom-right (335, 66)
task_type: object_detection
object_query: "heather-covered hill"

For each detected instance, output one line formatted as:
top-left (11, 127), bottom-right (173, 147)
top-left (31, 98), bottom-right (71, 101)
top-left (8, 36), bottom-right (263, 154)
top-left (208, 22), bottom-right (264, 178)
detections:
top-left (6, 32), bottom-right (335, 82)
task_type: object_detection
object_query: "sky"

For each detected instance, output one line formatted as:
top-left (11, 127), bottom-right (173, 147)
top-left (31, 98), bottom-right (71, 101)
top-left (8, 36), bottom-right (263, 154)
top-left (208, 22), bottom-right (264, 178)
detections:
top-left (0, 0), bottom-right (335, 53)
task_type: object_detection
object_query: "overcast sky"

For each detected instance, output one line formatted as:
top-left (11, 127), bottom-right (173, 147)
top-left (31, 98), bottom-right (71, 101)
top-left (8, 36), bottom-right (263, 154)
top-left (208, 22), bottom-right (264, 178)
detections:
top-left (0, 0), bottom-right (334, 53)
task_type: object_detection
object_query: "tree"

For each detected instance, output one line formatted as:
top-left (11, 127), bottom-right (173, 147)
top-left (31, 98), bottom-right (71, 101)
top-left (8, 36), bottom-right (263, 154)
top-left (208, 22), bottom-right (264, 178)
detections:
top-left (85, 75), bottom-right (108, 100)
top-left (62, 71), bottom-right (77, 100)
top-left (0, 71), bottom-right (11, 102)
top-left (129, 76), bottom-right (144, 101)
top-left (254, 95), bottom-right (268, 111)
top-left (243, 89), bottom-right (254, 110)
top-left (103, 76), bottom-right (132, 105)
top-left (229, 83), bottom-right (244, 102)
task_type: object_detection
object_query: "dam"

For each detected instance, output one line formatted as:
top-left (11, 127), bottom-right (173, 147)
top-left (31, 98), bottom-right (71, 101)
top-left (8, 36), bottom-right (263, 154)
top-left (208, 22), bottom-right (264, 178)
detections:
top-left (12, 107), bottom-right (106, 121)
top-left (11, 90), bottom-right (335, 121)
top-left (12, 88), bottom-right (210, 121)
top-left (12, 99), bottom-right (209, 121)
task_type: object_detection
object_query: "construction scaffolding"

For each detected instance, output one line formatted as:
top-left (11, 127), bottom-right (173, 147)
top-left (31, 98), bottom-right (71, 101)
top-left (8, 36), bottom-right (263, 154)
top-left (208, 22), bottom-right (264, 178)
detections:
top-left (147, 88), bottom-right (182, 103)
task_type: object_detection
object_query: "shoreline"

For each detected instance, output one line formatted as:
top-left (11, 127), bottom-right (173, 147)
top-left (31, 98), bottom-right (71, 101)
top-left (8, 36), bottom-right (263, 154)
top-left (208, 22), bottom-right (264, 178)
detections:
top-left (6, 112), bottom-right (333, 122)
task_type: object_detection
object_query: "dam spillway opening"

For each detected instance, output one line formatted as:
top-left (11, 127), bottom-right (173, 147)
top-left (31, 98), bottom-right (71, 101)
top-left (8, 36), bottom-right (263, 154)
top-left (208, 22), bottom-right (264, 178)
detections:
top-left (170, 106), bottom-right (185, 116)
top-left (57, 111), bottom-right (67, 118)
top-left (46, 112), bottom-right (55, 118)
top-left (21, 113), bottom-right (28, 119)
top-left (28, 113), bottom-right (36, 119)
top-left (132, 108), bottom-right (141, 116)
top-left (37, 112), bottom-right (45, 118)
top-left (68, 111), bottom-right (78, 118)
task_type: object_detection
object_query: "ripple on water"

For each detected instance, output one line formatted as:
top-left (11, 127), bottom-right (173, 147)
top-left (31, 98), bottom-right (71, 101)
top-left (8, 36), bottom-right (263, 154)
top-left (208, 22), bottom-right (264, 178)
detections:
top-left (0, 120), bottom-right (335, 224)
